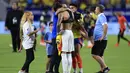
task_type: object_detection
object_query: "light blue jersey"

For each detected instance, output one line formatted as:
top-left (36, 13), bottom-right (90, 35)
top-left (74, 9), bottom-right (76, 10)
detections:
top-left (94, 13), bottom-right (107, 41)
top-left (44, 31), bottom-right (53, 55)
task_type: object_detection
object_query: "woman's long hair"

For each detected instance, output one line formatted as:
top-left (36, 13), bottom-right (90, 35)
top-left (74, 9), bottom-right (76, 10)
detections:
top-left (20, 11), bottom-right (32, 40)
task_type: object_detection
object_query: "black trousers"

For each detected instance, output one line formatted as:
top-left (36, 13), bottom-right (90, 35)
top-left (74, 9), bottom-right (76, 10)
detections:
top-left (33, 39), bottom-right (37, 51)
top-left (118, 29), bottom-right (130, 43)
top-left (10, 28), bottom-right (20, 52)
top-left (49, 38), bottom-right (61, 73)
top-left (21, 48), bottom-right (34, 73)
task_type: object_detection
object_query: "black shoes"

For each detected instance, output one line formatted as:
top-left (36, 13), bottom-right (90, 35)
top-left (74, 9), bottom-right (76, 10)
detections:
top-left (96, 67), bottom-right (110, 73)
top-left (103, 67), bottom-right (110, 73)
top-left (96, 71), bottom-right (103, 73)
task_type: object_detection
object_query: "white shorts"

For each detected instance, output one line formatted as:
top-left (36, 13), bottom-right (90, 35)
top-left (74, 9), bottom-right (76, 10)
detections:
top-left (62, 30), bottom-right (74, 52)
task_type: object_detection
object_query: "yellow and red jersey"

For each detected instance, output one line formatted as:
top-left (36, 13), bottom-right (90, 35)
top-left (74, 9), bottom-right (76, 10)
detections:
top-left (56, 34), bottom-right (62, 56)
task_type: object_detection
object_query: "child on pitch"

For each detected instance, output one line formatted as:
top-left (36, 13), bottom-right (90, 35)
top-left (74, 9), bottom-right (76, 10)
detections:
top-left (44, 22), bottom-right (53, 73)
top-left (18, 11), bottom-right (40, 73)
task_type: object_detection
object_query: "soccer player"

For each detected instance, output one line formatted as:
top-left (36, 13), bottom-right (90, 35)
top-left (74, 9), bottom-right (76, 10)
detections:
top-left (92, 5), bottom-right (110, 73)
top-left (56, 5), bottom-right (75, 73)
top-left (44, 22), bottom-right (53, 73)
top-left (18, 11), bottom-right (39, 73)
top-left (84, 7), bottom-right (97, 48)
top-left (48, 3), bottom-right (62, 73)
top-left (114, 12), bottom-right (130, 46)
top-left (69, 3), bottom-right (86, 73)
top-left (84, 10), bottom-right (96, 48)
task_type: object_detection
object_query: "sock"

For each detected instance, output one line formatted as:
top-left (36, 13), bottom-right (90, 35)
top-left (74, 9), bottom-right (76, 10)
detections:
top-left (67, 54), bottom-right (72, 73)
top-left (61, 53), bottom-right (67, 73)
top-left (79, 68), bottom-right (83, 73)
top-left (72, 57), bottom-right (77, 69)
top-left (74, 68), bottom-right (77, 73)
top-left (76, 54), bottom-right (82, 68)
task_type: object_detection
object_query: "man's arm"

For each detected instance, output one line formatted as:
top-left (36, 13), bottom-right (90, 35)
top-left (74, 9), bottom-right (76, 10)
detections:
top-left (102, 24), bottom-right (108, 38)
top-left (80, 25), bottom-right (89, 39)
top-left (44, 33), bottom-right (52, 43)
top-left (57, 13), bottom-right (63, 33)
top-left (44, 40), bottom-right (52, 43)
top-left (5, 11), bottom-right (10, 30)
top-left (124, 17), bottom-right (130, 29)
top-left (100, 15), bottom-right (108, 40)
top-left (125, 21), bottom-right (130, 29)
top-left (56, 8), bottom-right (68, 15)
top-left (57, 13), bottom-right (63, 27)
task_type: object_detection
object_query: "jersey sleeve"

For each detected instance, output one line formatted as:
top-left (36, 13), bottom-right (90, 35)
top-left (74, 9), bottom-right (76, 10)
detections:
top-left (100, 15), bottom-right (107, 25)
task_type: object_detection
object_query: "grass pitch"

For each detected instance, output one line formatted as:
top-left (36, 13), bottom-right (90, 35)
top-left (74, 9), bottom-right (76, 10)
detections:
top-left (0, 34), bottom-right (130, 73)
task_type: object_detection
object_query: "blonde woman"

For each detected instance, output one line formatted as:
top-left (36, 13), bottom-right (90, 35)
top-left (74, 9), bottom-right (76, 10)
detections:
top-left (18, 11), bottom-right (39, 73)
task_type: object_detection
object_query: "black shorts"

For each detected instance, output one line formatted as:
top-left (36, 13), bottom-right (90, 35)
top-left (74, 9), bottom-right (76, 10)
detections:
top-left (47, 55), bottom-right (52, 58)
top-left (91, 40), bottom-right (107, 56)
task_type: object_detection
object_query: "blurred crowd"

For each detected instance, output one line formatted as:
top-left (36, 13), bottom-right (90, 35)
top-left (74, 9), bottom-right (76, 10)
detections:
top-left (0, 0), bottom-right (130, 21)
top-left (3, 0), bottom-right (130, 9)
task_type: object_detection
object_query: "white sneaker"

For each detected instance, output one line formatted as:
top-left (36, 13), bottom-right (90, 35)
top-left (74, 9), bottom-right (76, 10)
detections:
top-left (18, 70), bottom-right (25, 73)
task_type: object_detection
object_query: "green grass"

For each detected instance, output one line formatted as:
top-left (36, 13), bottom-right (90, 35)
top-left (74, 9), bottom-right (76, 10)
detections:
top-left (0, 34), bottom-right (130, 73)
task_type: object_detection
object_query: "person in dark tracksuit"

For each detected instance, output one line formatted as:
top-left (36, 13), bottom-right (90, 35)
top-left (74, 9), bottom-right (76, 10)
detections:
top-left (48, 3), bottom-right (62, 73)
top-left (5, 3), bottom-right (23, 52)
top-left (5, 2), bottom-right (23, 52)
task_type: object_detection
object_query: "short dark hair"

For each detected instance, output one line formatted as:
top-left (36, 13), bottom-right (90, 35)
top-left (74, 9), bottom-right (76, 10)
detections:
top-left (69, 3), bottom-right (78, 8)
top-left (12, 1), bottom-right (18, 6)
top-left (97, 5), bottom-right (105, 12)
top-left (86, 11), bottom-right (90, 14)
top-left (90, 6), bottom-right (96, 12)
top-left (49, 21), bottom-right (53, 26)
top-left (53, 2), bottom-right (62, 12)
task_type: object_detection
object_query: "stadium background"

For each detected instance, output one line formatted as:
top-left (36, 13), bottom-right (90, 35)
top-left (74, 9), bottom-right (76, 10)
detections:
top-left (0, 0), bottom-right (130, 73)
top-left (0, 0), bottom-right (130, 35)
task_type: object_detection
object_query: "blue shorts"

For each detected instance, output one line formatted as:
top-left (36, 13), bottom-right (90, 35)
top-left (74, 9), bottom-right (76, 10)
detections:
top-left (46, 44), bottom-right (53, 56)
top-left (74, 38), bottom-right (83, 47)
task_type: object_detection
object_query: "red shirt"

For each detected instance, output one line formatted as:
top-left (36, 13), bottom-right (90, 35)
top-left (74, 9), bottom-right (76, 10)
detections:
top-left (117, 16), bottom-right (126, 29)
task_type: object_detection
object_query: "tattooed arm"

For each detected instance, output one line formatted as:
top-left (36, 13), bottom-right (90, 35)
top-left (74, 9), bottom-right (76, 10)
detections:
top-left (57, 13), bottom-right (64, 34)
